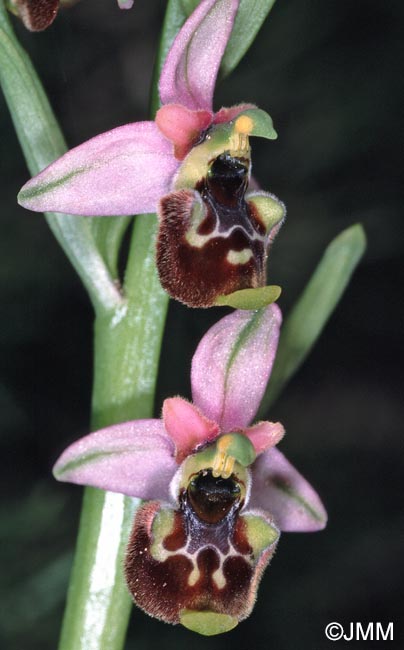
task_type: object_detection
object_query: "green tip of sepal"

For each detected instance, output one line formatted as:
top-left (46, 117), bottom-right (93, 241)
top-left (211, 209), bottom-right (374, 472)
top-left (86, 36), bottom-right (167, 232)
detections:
top-left (215, 285), bottom-right (282, 310)
top-left (217, 433), bottom-right (256, 467)
top-left (180, 610), bottom-right (238, 636)
top-left (239, 108), bottom-right (278, 140)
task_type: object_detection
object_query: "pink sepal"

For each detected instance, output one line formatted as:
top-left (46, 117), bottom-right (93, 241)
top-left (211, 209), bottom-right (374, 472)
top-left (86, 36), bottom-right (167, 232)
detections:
top-left (250, 448), bottom-right (328, 532)
top-left (53, 419), bottom-right (177, 501)
top-left (159, 0), bottom-right (239, 111)
top-left (191, 305), bottom-right (282, 432)
top-left (18, 122), bottom-right (178, 216)
top-left (162, 397), bottom-right (220, 463)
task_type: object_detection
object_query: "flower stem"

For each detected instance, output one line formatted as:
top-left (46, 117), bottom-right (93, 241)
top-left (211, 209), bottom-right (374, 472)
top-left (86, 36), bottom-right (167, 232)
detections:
top-left (58, 264), bottom-right (168, 650)
top-left (1, 0), bottom-right (187, 647)
top-left (57, 1), bottom-right (190, 647)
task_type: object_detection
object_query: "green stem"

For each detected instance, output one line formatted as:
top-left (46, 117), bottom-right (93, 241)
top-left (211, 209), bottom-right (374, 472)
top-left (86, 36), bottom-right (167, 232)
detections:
top-left (60, 5), bottom-right (189, 636)
top-left (57, 0), bottom-right (190, 646)
top-left (58, 489), bottom-right (137, 650)
top-left (58, 221), bottom-right (169, 650)
top-left (0, 0), bottom-right (182, 647)
top-left (58, 256), bottom-right (168, 649)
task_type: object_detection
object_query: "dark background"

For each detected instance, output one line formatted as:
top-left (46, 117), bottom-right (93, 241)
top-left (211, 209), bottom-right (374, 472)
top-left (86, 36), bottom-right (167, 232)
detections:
top-left (1, 1), bottom-right (403, 649)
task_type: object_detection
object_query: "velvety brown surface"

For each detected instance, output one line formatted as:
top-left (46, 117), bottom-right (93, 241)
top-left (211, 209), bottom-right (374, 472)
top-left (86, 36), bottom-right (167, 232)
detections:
top-left (125, 499), bottom-right (266, 623)
top-left (157, 189), bottom-right (265, 307)
top-left (16, 0), bottom-right (58, 31)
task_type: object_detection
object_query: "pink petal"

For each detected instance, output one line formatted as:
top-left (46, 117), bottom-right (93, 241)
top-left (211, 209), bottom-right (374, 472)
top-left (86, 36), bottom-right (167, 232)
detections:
top-left (245, 420), bottom-right (285, 454)
top-left (18, 122), bottom-right (178, 216)
top-left (213, 103), bottom-right (256, 124)
top-left (159, 0), bottom-right (239, 111)
top-left (191, 305), bottom-right (282, 431)
top-left (250, 448), bottom-right (327, 532)
top-left (53, 420), bottom-right (177, 501)
top-left (162, 397), bottom-right (219, 463)
top-left (155, 104), bottom-right (212, 160)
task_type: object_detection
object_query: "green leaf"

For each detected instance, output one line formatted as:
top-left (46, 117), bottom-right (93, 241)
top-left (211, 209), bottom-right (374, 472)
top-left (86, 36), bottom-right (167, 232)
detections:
top-left (0, 3), bottom-right (122, 312)
top-left (215, 284), bottom-right (281, 309)
top-left (90, 216), bottom-right (132, 280)
top-left (180, 0), bottom-right (199, 14)
top-left (258, 224), bottom-right (366, 415)
top-left (221, 0), bottom-right (278, 77)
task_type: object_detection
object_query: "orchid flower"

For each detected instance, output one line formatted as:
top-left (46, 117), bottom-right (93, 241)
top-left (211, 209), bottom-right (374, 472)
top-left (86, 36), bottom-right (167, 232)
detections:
top-left (53, 305), bottom-right (327, 636)
top-left (18, 0), bottom-right (285, 307)
top-left (9, 0), bottom-right (133, 32)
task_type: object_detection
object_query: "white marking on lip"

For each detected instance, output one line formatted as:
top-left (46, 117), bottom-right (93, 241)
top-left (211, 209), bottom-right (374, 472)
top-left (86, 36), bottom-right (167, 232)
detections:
top-left (188, 565), bottom-right (200, 587)
top-left (212, 567), bottom-right (226, 589)
top-left (226, 248), bottom-right (253, 265)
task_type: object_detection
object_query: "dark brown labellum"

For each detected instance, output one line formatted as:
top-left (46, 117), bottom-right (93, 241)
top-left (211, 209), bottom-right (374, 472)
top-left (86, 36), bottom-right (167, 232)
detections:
top-left (157, 152), bottom-right (270, 308)
top-left (187, 469), bottom-right (241, 524)
top-left (206, 153), bottom-right (249, 206)
top-left (125, 497), bottom-right (279, 626)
